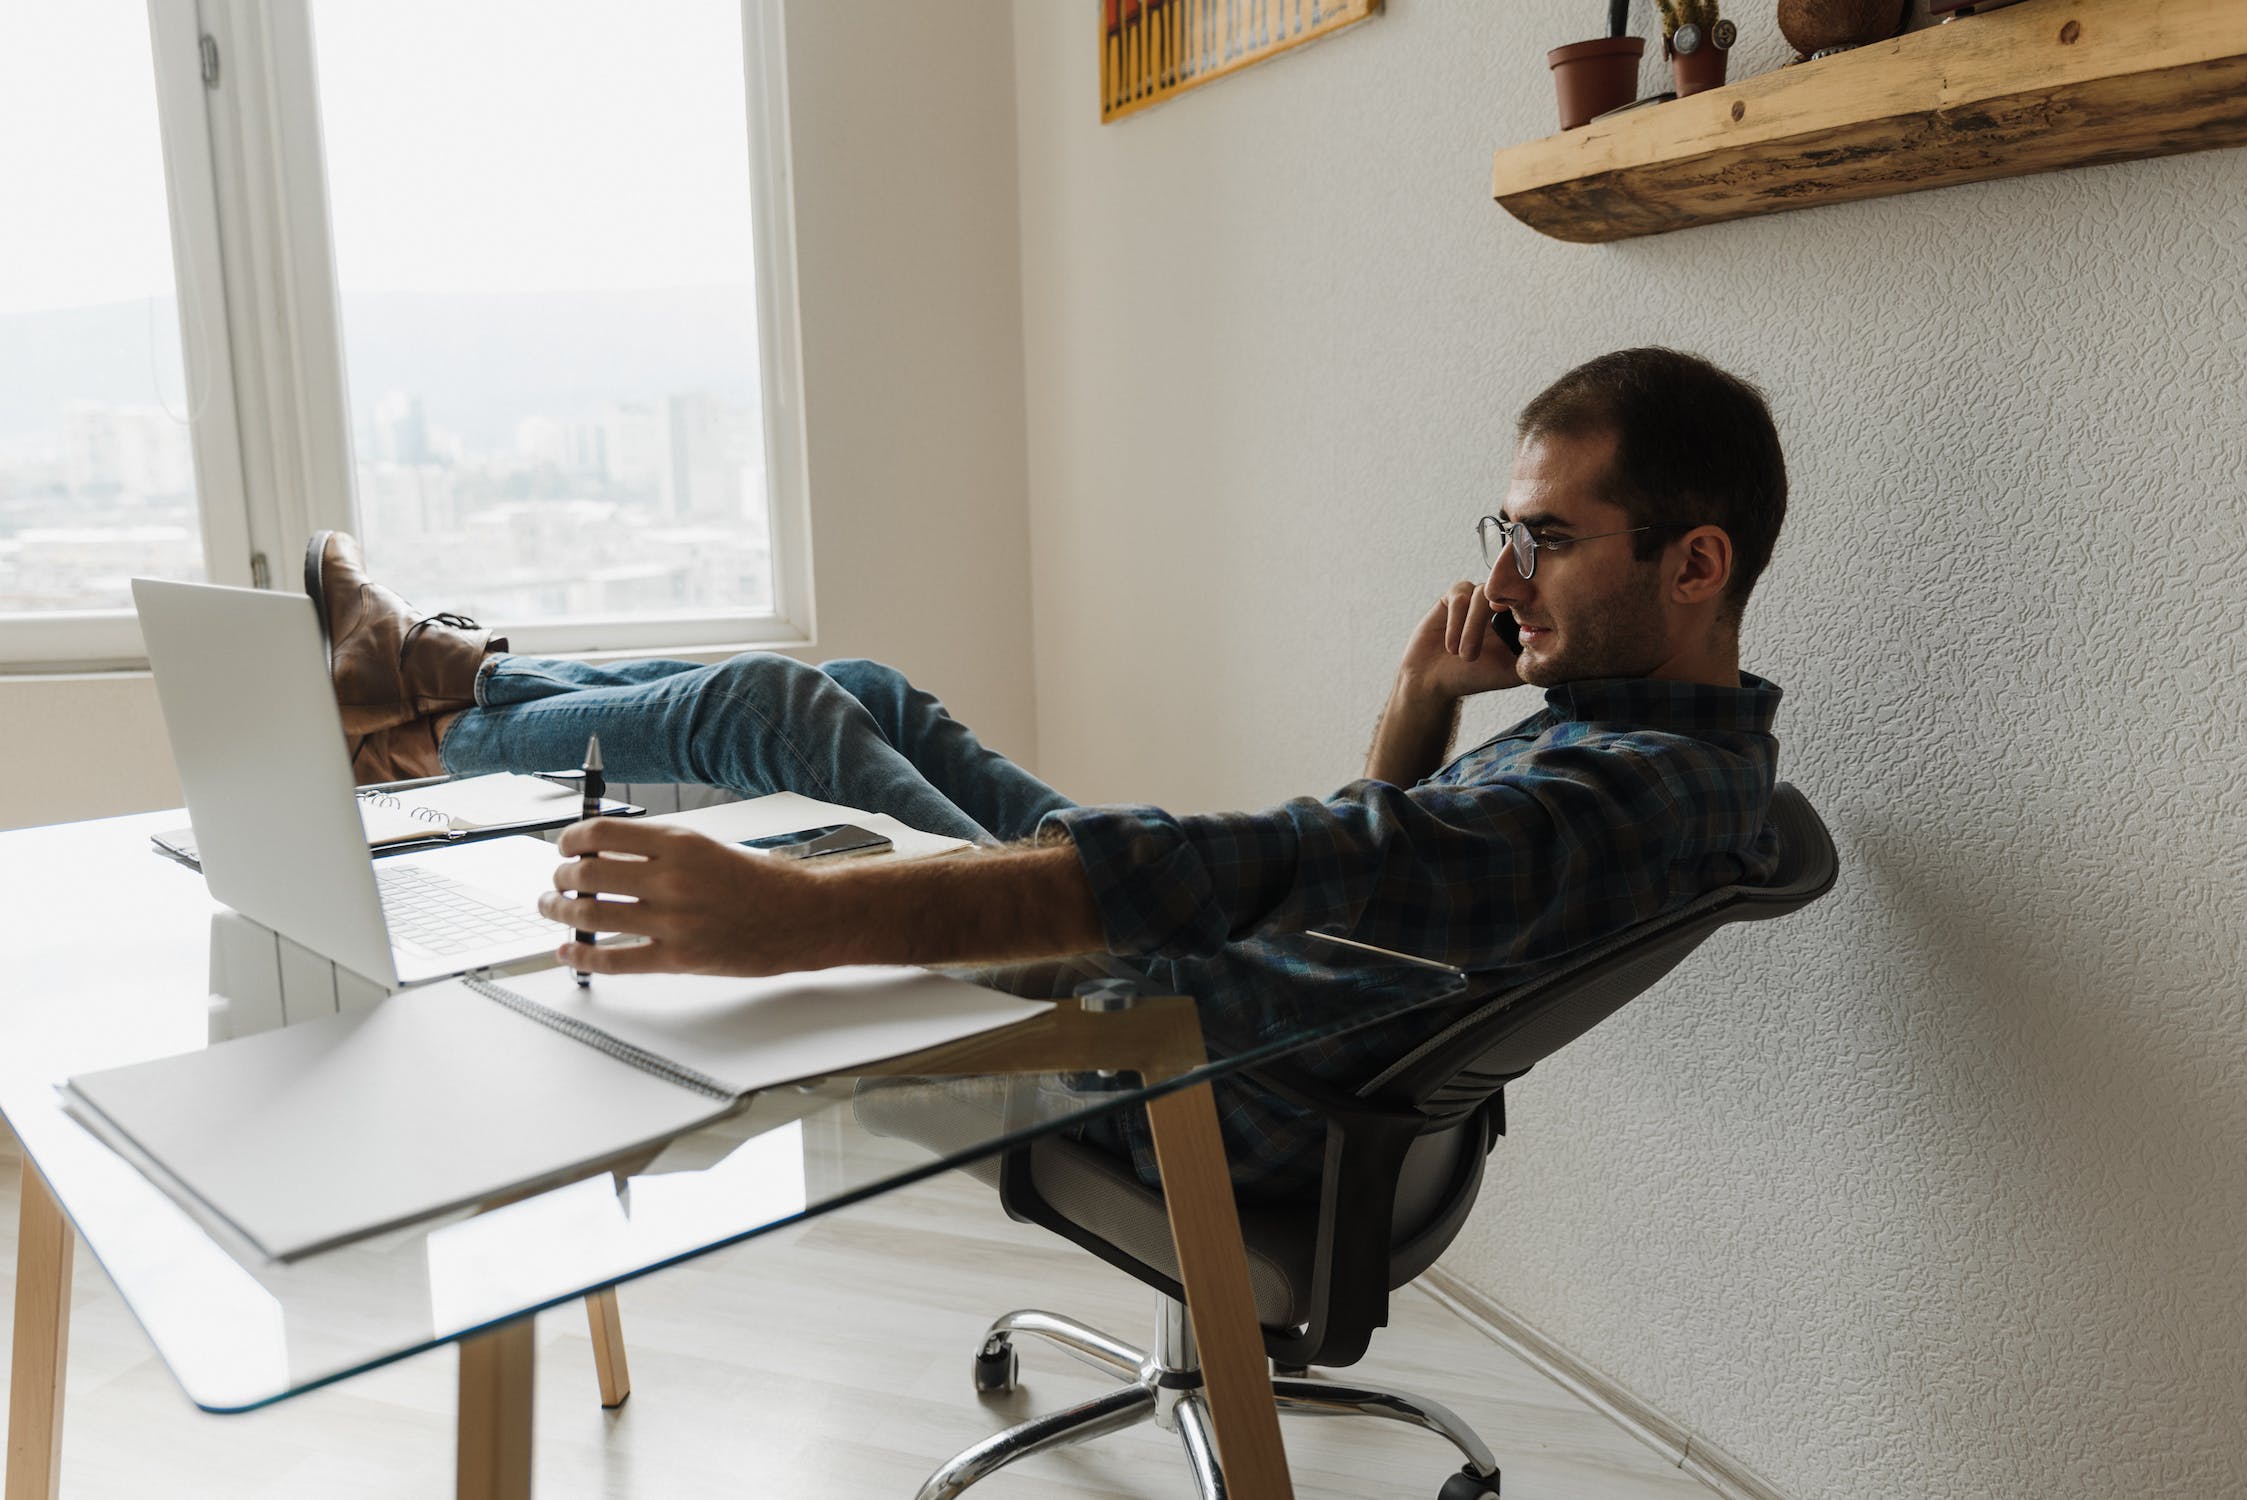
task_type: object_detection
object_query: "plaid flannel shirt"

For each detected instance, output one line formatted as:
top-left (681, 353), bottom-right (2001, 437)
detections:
top-left (1042, 671), bottom-right (1785, 1201)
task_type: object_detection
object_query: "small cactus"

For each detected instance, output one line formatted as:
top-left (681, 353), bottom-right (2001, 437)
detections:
top-left (1655, 0), bottom-right (1721, 41)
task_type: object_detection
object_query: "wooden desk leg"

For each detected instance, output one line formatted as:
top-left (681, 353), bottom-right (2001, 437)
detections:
top-left (6, 1162), bottom-right (72, 1500)
top-left (584, 1288), bottom-right (630, 1408)
top-left (1144, 1081), bottom-right (1294, 1500)
top-left (456, 1316), bottom-right (535, 1500)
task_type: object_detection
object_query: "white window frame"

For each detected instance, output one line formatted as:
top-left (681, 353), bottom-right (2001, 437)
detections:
top-left (0, 1), bottom-right (254, 671)
top-left (2, 0), bottom-right (813, 672)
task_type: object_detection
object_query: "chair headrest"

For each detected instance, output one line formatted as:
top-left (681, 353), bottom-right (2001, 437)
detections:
top-left (1748, 782), bottom-right (1841, 910)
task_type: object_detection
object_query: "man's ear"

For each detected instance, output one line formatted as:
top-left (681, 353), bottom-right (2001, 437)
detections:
top-left (1668, 525), bottom-right (1733, 606)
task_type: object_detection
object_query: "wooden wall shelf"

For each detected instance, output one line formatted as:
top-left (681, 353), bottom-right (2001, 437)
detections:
top-left (1490, 0), bottom-right (2247, 243)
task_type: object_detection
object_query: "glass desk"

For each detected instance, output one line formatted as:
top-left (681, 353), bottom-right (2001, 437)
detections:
top-left (0, 811), bottom-right (1464, 1500)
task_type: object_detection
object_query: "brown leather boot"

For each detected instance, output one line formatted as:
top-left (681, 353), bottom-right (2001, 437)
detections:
top-left (305, 531), bottom-right (505, 737)
top-left (349, 710), bottom-right (464, 786)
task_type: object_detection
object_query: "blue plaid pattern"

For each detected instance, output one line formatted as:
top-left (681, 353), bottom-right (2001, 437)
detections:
top-left (1042, 672), bottom-right (1785, 1200)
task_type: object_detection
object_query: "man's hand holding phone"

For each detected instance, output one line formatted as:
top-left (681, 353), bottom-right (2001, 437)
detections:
top-left (1397, 580), bottom-right (1525, 703)
top-left (1365, 581), bottom-right (1525, 786)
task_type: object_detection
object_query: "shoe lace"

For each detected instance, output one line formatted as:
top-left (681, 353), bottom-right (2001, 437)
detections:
top-left (398, 610), bottom-right (482, 663)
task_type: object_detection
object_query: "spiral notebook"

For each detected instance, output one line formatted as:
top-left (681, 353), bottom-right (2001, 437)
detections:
top-left (61, 965), bottom-right (1049, 1262)
top-left (356, 773), bottom-right (606, 845)
top-left (151, 773), bottom-right (645, 869)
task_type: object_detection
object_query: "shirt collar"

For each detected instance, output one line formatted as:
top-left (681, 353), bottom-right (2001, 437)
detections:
top-left (1540, 671), bottom-right (1782, 736)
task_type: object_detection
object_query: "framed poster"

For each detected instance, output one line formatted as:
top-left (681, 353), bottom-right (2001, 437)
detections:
top-left (1102, 0), bottom-right (1380, 121)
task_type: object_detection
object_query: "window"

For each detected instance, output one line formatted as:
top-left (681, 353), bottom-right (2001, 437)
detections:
top-left (0, 2), bottom-right (239, 668)
top-left (0, 0), bottom-right (808, 670)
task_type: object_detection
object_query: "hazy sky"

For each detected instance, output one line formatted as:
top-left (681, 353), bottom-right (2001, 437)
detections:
top-left (0, 1), bottom-right (762, 316)
top-left (314, 0), bottom-right (760, 296)
top-left (0, 2), bottom-right (177, 315)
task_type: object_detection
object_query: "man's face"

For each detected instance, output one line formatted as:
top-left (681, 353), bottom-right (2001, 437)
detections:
top-left (1484, 430), bottom-right (1673, 687)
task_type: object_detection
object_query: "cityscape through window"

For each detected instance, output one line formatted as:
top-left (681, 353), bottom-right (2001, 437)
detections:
top-left (312, 0), bottom-right (777, 625)
top-left (0, 4), bottom-right (205, 613)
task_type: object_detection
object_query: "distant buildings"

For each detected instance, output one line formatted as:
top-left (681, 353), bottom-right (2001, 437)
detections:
top-left (0, 385), bottom-right (774, 618)
top-left (0, 404), bottom-right (202, 610)
top-left (661, 391), bottom-right (765, 523)
top-left (600, 403), bottom-right (664, 496)
top-left (62, 403), bottom-right (194, 498)
top-left (344, 387), bottom-right (774, 621)
top-left (370, 391), bottom-right (431, 466)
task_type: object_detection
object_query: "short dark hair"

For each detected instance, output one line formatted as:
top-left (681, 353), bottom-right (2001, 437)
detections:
top-left (1516, 348), bottom-right (1787, 625)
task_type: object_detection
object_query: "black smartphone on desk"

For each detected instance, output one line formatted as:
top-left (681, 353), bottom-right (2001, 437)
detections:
top-left (740, 823), bottom-right (894, 861)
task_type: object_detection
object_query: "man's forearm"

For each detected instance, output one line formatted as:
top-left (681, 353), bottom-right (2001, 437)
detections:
top-left (1364, 681), bottom-right (1460, 786)
top-left (796, 842), bottom-right (1110, 970)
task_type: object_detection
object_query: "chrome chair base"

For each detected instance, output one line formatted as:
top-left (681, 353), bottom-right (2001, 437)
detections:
top-left (915, 1296), bottom-right (1504, 1500)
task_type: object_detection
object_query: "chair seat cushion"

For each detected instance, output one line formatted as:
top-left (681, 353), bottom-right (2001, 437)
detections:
top-left (852, 1077), bottom-right (1314, 1328)
top-left (1026, 1132), bottom-right (1315, 1327)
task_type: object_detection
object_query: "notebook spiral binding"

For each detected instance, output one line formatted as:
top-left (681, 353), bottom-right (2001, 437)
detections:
top-left (356, 788), bottom-right (452, 825)
top-left (461, 974), bottom-right (736, 1102)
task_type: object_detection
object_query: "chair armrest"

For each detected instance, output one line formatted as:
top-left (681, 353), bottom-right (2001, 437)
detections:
top-left (1236, 1055), bottom-right (1429, 1368)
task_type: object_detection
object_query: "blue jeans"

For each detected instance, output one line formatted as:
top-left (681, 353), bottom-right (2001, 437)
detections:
top-left (442, 652), bottom-right (1232, 1189)
top-left (440, 653), bottom-right (1075, 846)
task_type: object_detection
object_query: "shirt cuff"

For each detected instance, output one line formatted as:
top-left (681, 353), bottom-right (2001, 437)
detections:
top-left (1040, 803), bottom-right (1293, 959)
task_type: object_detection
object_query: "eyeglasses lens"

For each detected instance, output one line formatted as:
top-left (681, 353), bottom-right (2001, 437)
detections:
top-left (1478, 520), bottom-right (1534, 578)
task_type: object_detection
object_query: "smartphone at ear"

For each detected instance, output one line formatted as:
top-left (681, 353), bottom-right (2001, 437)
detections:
top-left (1491, 610), bottom-right (1522, 655)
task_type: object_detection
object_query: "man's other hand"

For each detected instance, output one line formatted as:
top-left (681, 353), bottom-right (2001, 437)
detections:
top-left (543, 819), bottom-right (825, 977)
top-left (1397, 580), bottom-right (1524, 702)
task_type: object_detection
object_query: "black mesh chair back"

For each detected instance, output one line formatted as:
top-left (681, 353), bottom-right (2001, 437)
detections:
top-left (1368, 780), bottom-right (1838, 1116)
top-left (989, 782), bottom-right (1840, 1368)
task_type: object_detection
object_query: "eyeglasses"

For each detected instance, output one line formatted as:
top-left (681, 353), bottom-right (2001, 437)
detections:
top-left (1476, 516), bottom-right (1682, 580)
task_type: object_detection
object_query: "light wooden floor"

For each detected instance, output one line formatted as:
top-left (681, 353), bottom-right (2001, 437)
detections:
top-left (0, 1124), bottom-right (1714, 1500)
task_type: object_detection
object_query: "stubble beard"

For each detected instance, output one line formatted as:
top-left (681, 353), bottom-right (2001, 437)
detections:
top-left (1514, 562), bottom-right (1670, 687)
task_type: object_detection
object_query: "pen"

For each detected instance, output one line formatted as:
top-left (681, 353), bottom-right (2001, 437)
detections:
top-left (574, 734), bottom-right (603, 988)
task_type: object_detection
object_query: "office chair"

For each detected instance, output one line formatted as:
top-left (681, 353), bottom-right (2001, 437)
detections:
top-left (860, 782), bottom-right (1837, 1500)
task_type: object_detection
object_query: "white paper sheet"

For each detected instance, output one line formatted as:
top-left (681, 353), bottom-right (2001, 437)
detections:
top-left (493, 963), bottom-right (1049, 1096)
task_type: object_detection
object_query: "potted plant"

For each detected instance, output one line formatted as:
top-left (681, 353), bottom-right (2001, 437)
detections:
top-left (1658, 0), bottom-right (1737, 96)
top-left (1548, 0), bottom-right (1645, 131)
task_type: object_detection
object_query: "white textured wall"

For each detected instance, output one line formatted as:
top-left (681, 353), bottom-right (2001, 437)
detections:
top-left (0, 0), bottom-right (1037, 832)
top-left (1011, 3), bottom-right (2247, 1496)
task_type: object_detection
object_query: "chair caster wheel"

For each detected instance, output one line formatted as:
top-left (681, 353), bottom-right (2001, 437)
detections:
top-left (1437, 1465), bottom-right (1501, 1499)
top-left (972, 1339), bottom-right (1019, 1395)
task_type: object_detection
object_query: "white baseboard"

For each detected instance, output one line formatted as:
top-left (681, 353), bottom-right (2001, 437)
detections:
top-left (1418, 1267), bottom-right (1794, 1500)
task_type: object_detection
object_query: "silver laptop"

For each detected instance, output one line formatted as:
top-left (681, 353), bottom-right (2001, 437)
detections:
top-left (133, 577), bottom-right (568, 989)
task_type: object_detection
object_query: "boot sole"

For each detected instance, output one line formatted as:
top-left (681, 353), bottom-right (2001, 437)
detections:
top-left (304, 530), bottom-right (336, 666)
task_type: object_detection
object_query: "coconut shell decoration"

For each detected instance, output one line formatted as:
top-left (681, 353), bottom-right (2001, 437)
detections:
top-left (1776, 0), bottom-right (1911, 55)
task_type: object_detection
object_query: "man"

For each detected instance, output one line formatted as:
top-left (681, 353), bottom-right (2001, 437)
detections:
top-left (311, 347), bottom-right (1788, 1199)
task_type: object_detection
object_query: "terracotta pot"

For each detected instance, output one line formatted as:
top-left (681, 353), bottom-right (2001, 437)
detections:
top-left (1671, 43), bottom-right (1729, 97)
top-left (1547, 36), bottom-right (1644, 131)
top-left (1776, 0), bottom-right (1909, 55)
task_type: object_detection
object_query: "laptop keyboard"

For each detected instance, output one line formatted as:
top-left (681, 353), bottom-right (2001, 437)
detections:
top-left (376, 863), bottom-right (558, 958)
